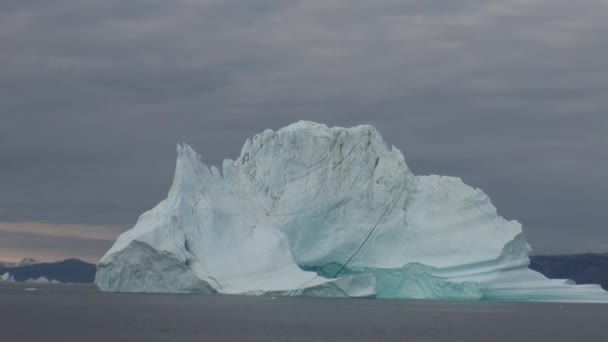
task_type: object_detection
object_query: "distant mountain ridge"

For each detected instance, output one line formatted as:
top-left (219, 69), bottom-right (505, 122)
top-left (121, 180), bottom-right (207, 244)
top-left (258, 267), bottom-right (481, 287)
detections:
top-left (0, 258), bottom-right (41, 268)
top-left (529, 254), bottom-right (608, 291)
top-left (0, 255), bottom-right (606, 290)
top-left (0, 258), bottom-right (96, 283)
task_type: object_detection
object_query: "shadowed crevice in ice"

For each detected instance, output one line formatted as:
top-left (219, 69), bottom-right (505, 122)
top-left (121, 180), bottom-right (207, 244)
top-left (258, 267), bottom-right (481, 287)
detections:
top-left (95, 240), bottom-right (216, 294)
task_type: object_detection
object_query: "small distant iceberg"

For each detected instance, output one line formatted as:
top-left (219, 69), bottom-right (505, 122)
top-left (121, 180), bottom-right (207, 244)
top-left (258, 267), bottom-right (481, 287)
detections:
top-left (0, 272), bottom-right (61, 284)
top-left (1, 272), bottom-right (15, 282)
top-left (26, 276), bottom-right (61, 284)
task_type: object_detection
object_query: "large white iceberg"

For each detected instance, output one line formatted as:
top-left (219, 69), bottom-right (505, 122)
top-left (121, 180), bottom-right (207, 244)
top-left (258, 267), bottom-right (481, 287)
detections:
top-left (96, 121), bottom-right (607, 301)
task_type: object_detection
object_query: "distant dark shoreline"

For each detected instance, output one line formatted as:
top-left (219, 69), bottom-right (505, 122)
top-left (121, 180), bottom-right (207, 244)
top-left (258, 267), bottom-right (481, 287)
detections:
top-left (0, 258), bottom-right (95, 283)
top-left (529, 254), bottom-right (608, 290)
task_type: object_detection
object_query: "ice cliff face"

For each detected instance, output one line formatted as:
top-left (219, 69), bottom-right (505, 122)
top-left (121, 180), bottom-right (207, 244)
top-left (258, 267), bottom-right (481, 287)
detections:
top-left (96, 121), bottom-right (608, 301)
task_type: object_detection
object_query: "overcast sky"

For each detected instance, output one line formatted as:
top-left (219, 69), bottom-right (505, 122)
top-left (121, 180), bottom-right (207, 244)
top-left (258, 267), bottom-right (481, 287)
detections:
top-left (1, 0), bottom-right (607, 263)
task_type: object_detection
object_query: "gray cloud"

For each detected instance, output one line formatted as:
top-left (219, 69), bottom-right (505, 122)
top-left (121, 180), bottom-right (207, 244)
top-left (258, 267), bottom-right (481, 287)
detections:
top-left (1, 0), bottom-right (607, 261)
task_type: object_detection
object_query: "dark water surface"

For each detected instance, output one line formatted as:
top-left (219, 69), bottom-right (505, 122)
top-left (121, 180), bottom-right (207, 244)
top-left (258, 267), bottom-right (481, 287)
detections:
top-left (1, 283), bottom-right (607, 341)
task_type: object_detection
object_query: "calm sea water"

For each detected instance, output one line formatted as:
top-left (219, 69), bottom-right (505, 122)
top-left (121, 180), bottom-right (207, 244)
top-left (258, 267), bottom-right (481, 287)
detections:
top-left (1, 283), bottom-right (606, 341)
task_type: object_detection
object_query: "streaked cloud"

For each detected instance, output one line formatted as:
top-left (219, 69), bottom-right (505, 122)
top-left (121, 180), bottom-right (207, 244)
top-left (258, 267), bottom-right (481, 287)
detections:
top-left (0, 222), bottom-right (125, 262)
top-left (0, 222), bottom-right (125, 241)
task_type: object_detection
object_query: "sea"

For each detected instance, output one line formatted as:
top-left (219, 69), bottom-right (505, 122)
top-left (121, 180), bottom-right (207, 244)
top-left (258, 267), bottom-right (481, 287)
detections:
top-left (1, 283), bottom-right (606, 341)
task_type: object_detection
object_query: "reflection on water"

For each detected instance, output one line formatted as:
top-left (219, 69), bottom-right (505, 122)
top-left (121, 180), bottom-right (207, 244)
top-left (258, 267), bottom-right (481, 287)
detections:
top-left (1, 283), bottom-right (607, 342)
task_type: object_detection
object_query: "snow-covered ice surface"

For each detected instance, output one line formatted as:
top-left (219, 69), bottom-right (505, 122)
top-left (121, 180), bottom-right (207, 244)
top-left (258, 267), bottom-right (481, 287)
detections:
top-left (96, 122), bottom-right (607, 302)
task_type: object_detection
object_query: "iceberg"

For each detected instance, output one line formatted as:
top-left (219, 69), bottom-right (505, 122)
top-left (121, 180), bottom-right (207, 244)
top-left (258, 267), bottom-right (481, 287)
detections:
top-left (96, 121), bottom-right (607, 301)
top-left (1, 272), bottom-right (15, 282)
top-left (28, 277), bottom-right (51, 284)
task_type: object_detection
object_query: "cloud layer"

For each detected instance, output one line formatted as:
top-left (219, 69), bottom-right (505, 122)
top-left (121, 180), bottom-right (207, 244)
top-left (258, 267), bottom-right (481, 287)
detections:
top-left (1, 0), bottom-right (607, 261)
